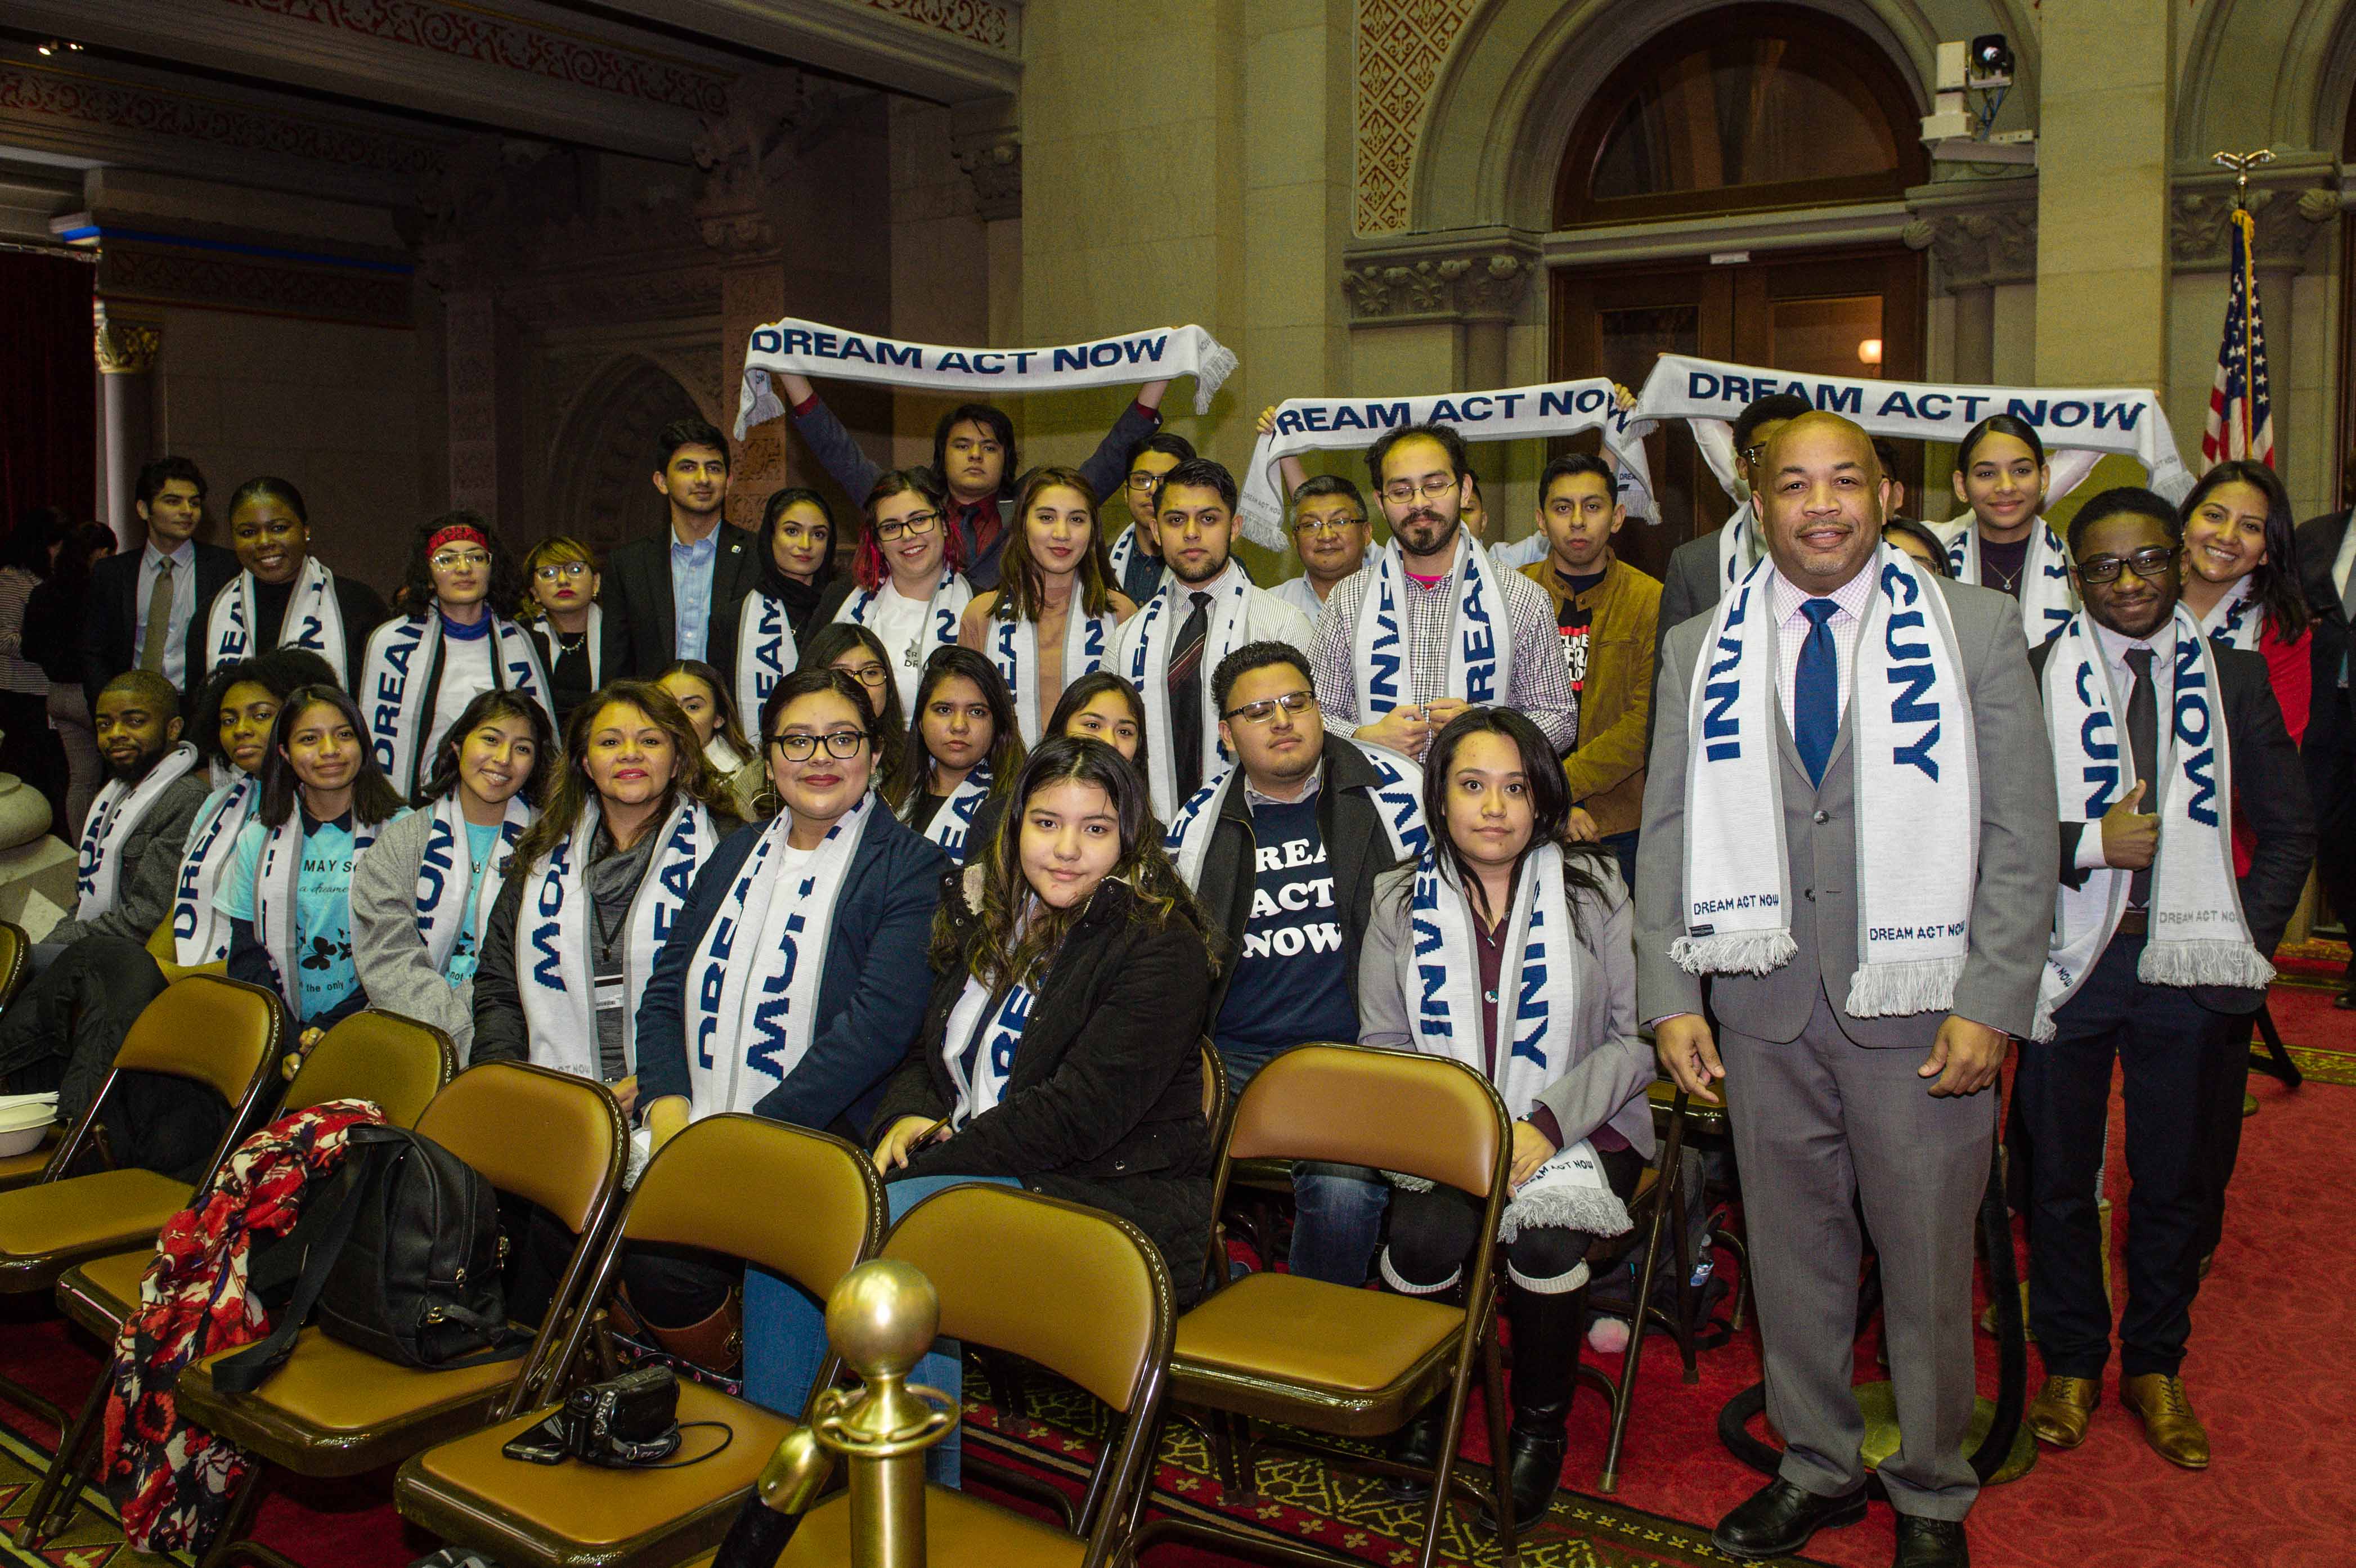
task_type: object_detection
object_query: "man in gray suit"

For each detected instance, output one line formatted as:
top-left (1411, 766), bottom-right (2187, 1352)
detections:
top-left (1654, 391), bottom-right (1815, 661)
top-left (1639, 412), bottom-right (2057, 1568)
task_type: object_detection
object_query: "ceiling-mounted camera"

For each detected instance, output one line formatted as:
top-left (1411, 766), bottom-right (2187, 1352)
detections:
top-left (1922, 35), bottom-right (2034, 165)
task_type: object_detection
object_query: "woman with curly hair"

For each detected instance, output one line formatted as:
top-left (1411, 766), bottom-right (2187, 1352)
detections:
top-left (357, 510), bottom-right (552, 798)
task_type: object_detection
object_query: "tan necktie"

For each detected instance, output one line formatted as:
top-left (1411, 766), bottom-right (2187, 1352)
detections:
top-left (140, 558), bottom-right (175, 673)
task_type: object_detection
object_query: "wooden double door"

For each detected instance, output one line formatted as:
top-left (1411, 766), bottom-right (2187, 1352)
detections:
top-left (1551, 244), bottom-right (1924, 582)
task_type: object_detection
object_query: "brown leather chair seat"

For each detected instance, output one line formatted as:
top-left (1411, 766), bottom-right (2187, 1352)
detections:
top-left (409, 1381), bottom-right (791, 1560)
top-left (55, 1242), bottom-right (151, 1340)
top-left (0, 1166), bottom-right (197, 1290)
top-left (0, 1127), bottom-right (61, 1192)
top-left (784, 1483), bottom-right (1085, 1568)
top-left (1173, 1272), bottom-right (1462, 1427)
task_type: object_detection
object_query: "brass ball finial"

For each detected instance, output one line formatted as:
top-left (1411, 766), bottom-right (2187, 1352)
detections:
top-left (824, 1259), bottom-right (940, 1380)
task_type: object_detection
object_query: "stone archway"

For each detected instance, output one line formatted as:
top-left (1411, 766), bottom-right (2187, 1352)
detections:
top-left (544, 354), bottom-right (704, 559)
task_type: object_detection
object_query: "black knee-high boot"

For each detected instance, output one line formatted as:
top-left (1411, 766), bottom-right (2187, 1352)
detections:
top-left (1478, 1280), bottom-right (1584, 1535)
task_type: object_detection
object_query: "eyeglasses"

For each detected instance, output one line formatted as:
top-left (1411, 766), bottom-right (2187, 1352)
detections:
top-left (1379, 475), bottom-right (1460, 505)
top-left (1740, 443), bottom-right (1767, 466)
top-left (1223, 690), bottom-right (1317, 724)
top-left (1125, 471), bottom-right (1165, 492)
top-left (1294, 515), bottom-right (1361, 537)
top-left (833, 663), bottom-right (890, 688)
top-left (2077, 546), bottom-right (2179, 585)
top-left (873, 511), bottom-right (941, 542)
top-left (432, 549), bottom-right (492, 571)
top-left (533, 561), bottom-right (590, 582)
top-left (770, 730), bottom-right (868, 761)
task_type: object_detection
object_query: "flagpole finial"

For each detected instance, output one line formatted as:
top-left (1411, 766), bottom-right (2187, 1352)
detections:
top-left (2210, 147), bottom-right (2277, 212)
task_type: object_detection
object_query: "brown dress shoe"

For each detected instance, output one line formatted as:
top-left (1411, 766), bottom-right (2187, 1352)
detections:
top-left (2025, 1375), bottom-right (2100, 1448)
top-left (2120, 1373), bottom-right (2210, 1468)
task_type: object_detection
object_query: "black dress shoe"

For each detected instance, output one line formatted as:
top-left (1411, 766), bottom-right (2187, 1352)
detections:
top-left (1709, 1478), bottom-right (1869, 1561)
top-left (1892, 1515), bottom-right (1970, 1567)
top-left (1474, 1401), bottom-right (1570, 1535)
top-left (1383, 1401), bottom-right (1444, 1501)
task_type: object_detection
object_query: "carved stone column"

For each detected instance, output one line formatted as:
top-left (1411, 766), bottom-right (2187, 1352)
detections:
top-left (439, 281), bottom-right (502, 520)
top-left (1339, 230), bottom-right (1541, 393)
top-left (1903, 187), bottom-right (2037, 388)
top-left (93, 301), bottom-right (163, 547)
top-left (952, 106), bottom-right (1022, 346)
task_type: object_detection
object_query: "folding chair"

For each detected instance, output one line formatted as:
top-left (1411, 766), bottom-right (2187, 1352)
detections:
top-left (17, 1009), bottom-right (459, 1548)
top-left (775, 1182), bottom-right (1175, 1568)
top-left (394, 1114), bottom-right (887, 1568)
top-left (172, 1061), bottom-right (627, 1568)
top-left (0, 919), bottom-right (52, 1191)
top-left (1129, 1043), bottom-right (1515, 1568)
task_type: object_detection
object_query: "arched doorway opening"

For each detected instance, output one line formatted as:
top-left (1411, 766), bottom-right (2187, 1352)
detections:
top-left (544, 355), bottom-right (704, 560)
top-left (1547, 3), bottom-right (1928, 577)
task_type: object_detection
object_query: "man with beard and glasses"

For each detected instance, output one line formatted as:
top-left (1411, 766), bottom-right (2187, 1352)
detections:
top-left (1308, 423), bottom-right (1574, 764)
top-left (1112, 459), bottom-right (1314, 817)
top-left (602, 419), bottom-right (764, 678)
top-left (2016, 488), bottom-right (2310, 1473)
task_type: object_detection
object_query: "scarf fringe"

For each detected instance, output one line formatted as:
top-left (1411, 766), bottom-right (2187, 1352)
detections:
top-left (2138, 940), bottom-right (2275, 992)
top-left (1385, 1170), bottom-right (1434, 1193)
top-left (1843, 955), bottom-right (1965, 1020)
top-left (1671, 929), bottom-right (1796, 977)
top-left (1500, 1184), bottom-right (1631, 1244)
top-left (1193, 339), bottom-right (1238, 416)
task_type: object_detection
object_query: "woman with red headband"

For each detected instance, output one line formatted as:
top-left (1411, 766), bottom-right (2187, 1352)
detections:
top-left (356, 511), bottom-right (554, 799)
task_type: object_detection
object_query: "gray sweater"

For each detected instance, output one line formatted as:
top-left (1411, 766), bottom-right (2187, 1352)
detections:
top-left (1357, 858), bottom-right (1655, 1157)
top-left (46, 770), bottom-right (212, 949)
top-left (349, 806), bottom-right (492, 1057)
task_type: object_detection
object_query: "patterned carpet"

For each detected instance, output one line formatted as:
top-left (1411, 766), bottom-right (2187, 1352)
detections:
top-left (0, 1417), bottom-right (191, 1568)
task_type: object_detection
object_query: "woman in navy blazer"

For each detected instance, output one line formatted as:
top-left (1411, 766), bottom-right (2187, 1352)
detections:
top-left (634, 667), bottom-right (947, 1143)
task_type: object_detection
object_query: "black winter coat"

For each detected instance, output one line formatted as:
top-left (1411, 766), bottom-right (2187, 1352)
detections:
top-left (872, 875), bottom-right (1215, 1303)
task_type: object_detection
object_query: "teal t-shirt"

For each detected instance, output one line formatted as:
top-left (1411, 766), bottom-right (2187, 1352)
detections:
top-left (215, 813), bottom-right (361, 1023)
top-left (444, 819), bottom-right (501, 987)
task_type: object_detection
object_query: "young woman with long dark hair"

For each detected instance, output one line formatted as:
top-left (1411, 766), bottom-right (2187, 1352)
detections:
top-left (958, 466), bottom-right (1135, 743)
top-left (1942, 414), bottom-right (2077, 643)
top-left (728, 487), bottom-right (839, 735)
top-left (796, 622), bottom-right (909, 801)
top-left (1357, 706), bottom-right (1653, 1530)
top-left (2178, 459), bottom-right (2312, 741)
top-left (963, 669), bottom-right (1151, 859)
top-left (892, 646), bottom-right (1024, 862)
top-left (656, 658), bottom-right (770, 821)
top-left (350, 690), bottom-right (553, 1058)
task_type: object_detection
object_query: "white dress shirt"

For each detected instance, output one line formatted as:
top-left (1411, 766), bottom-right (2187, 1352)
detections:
top-left (1767, 561), bottom-right (1875, 731)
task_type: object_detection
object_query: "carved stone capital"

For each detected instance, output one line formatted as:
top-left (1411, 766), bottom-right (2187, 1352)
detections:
top-left (1902, 194), bottom-right (2037, 293)
top-left (952, 133), bottom-right (1021, 222)
top-left (2170, 183), bottom-right (2336, 272)
top-left (1340, 233), bottom-right (1540, 324)
top-left (93, 300), bottom-right (162, 375)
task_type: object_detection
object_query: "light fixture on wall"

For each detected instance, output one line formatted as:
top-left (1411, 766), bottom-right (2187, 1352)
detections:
top-left (1857, 338), bottom-right (1883, 367)
top-left (34, 39), bottom-right (84, 57)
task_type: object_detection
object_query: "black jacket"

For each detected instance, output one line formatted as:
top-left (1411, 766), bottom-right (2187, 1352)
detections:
top-left (2296, 509), bottom-right (2350, 714)
top-left (1191, 734), bottom-right (1411, 1021)
top-left (2032, 636), bottom-right (2315, 1016)
top-left (600, 523), bottom-right (764, 681)
top-left (194, 569), bottom-right (388, 693)
top-left (873, 875), bottom-right (1215, 1303)
top-left (81, 541), bottom-right (239, 709)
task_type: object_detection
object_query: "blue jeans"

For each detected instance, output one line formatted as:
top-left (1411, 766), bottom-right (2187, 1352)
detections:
top-left (1223, 1048), bottom-right (1389, 1286)
top-left (742, 1172), bottom-right (1023, 1486)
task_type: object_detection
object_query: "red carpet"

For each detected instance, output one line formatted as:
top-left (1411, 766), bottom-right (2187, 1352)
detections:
top-left (3, 979), bottom-right (2350, 1567)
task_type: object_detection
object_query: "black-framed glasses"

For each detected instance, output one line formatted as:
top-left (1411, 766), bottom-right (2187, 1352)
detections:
top-left (1740, 442), bottom-right (1767, 466)
top-left (1294, 514), bottom-right (1361, 537)
top-left (533, 561), bottom-right (591, 582)
top-left (1126, 471), bottom-right (1165, 492)
top-left (2076, 546), bottom-right (2179, 585)
top-left (832, 663), bottom-right (890, 689)
top-left (770, 730), bottom-right (868, 761)
top-left (1222, 690), bottom-right (1317, 725)
top-left (873, 511), bottom-right (941, 542)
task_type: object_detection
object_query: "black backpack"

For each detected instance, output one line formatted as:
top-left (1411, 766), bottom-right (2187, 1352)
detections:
top-left (214, 1124), bottom-right (529, 1392)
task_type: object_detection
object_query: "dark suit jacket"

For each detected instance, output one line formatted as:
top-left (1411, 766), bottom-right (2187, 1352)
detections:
top-left (82, 542), bottom-right (239, 710)
top-left (874, 875), bottom-right (1214, 1304)
top-left (2031, 636), bottom-right (2315, 1016)
top-left (623, 808), bottom-right (948, 1137)
top-left (599, 523), bottom-right (763, 681)
top-left (2296, 509), bottom-right (2349, 708)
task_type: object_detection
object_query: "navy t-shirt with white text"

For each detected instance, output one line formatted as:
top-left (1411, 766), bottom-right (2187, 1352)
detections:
top-left (1213, 796), bottom-right (1358, 1081)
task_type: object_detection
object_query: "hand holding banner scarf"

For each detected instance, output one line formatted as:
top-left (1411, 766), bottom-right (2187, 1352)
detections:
top-left (734, 317), bottom-right (1240, 439)
top-left (1632, 354), bottom-right (2197, 505)
top-left (1236, 378), bottom-right (1658, 549)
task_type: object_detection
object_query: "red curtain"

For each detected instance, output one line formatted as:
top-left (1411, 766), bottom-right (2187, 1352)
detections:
top-left (0, 251), bottom-right (97, 529)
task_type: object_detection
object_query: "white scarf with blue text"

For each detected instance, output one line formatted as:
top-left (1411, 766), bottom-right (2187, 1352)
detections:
top-left (2198, 579), bottom-right (2263, 652)
top-left (361, 612), bottom-right (551, 799)
top-left (518, 797), bottom-right (715, 1081)
top-left (411, 793), bottom-right (533, 974)
top-left (2035, 610), bottom-right (2269, 1040)
top-left (1106, 524), bottom-right (1142, 584)
top-left (907, 764), bottom-right (992, 864)
top-left (941, 965), bottom-right (1037, 1129)
top-left (732, 587), bottom-right (799, 741)
top-left (1118, 569), bottom-right (1255, 818)
top-left (1164, 738), bottom-right (1428, 891)
top-left (75, 742), bottom-right (199, 923)
top-left (834, 567), bottom-right (971, 684)
top-left (172, 774), bottom-right (261, 965)
top-left (1348, 532), bottom-right (1515, 719)
top-left (1673, 547), bottom-right (1978, 1018)
top-left (683, 797), bottom-right (869, 1120)
top-left (204, 559), bottom-right (349, 685)
top-left (255, 811), bottom-right (379, 1014)
top-left (1715, 501), bottom-right (1762, 590)
top-left (1396, 845), bottom-right (1629, 1270)
top-left (1941, 515), bottom-right (2079, 645)
top-left (985, 603), bottom-right (1118, 746)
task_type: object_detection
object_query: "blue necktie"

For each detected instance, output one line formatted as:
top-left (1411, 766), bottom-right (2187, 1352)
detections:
top-left (1794, 598), bottom-right (1841, 788)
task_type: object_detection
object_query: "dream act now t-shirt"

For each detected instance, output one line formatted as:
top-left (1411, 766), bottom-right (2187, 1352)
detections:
top-left (1211, 794), bottom-right (1358, 1080)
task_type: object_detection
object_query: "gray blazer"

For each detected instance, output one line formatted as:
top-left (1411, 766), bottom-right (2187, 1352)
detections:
top-left (349, 806), bottom-right (483, 1057)
top-left (44, 772), bottom-right (212, 949)
top-left (1359, 860), bottom-right (1655, 1157)
top-left (1636, 575), bottom-right (2058, 1046)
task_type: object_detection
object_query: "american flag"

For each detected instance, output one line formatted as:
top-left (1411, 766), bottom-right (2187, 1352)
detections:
top-left (2201, 206), bottom-right (2274, 469)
